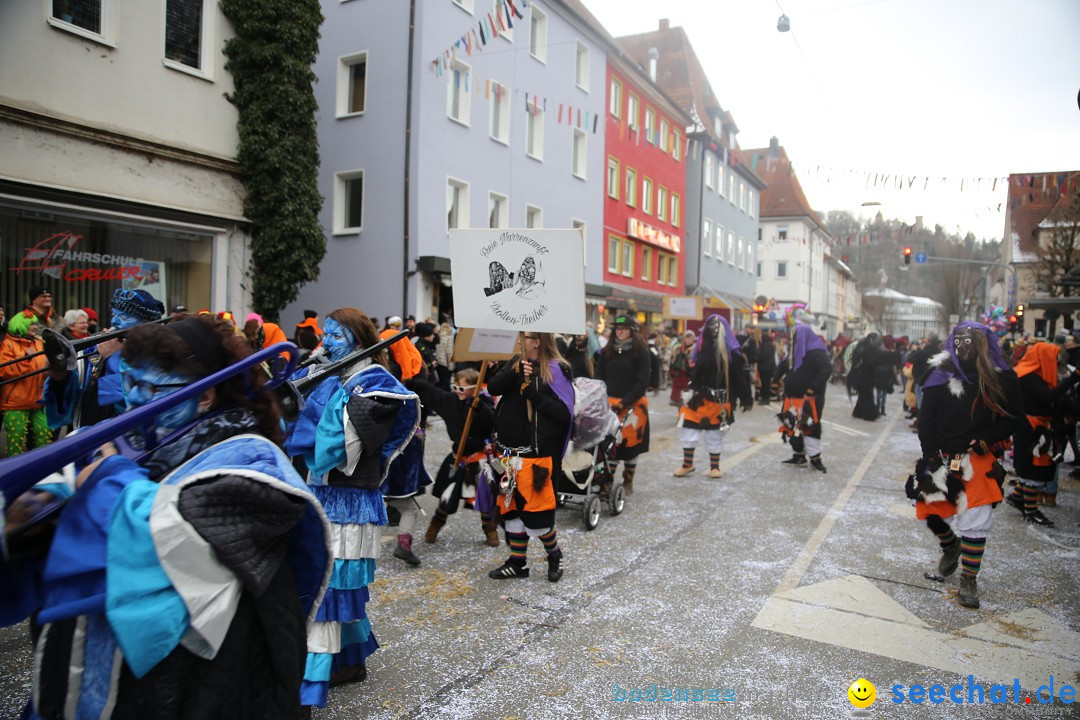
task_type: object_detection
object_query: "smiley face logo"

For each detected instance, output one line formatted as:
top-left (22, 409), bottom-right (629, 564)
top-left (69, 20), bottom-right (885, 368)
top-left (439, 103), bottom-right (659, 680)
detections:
top-left (848, 678), bottom-right (876, 708)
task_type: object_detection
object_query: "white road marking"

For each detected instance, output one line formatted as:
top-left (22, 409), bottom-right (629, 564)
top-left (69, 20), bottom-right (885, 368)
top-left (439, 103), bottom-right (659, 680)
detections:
top-left (822, 419), bottom-right (870, 437)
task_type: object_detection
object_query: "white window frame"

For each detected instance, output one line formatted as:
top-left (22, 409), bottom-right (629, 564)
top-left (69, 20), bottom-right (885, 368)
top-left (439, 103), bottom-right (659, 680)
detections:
top-left (745, 242), bottom-right (754, 273)
top-left (162, 0), bottom-right (214, 78)
top-left (740, 181), bottom-right (747, 213)
top-left (447, 58), bottom-right (472, 126)
top-left (667, 255), bottom-right (678, 287)
top-left (625, 167), bottom-right (637, 207)
top-left (489, 80), bottom-right (510, 144)
top-left (572, 219), bottom-right (587, 266)
top-left (658, 253), bottom-right (669, 285)
top-left (673, 131), bottom-right (681, 161)
top-left (571, 128), bottom-right (587, 180)
top-left (716, 225), bottom-right (724, 258)
top-left (644, 108), bottom-right (655, 145)
top-left (446, 176), bottom-right (470, 232)
top-left (642, 177), bottom-right (654, 215)
top-left (627, 94), bottom-right (639, 130)
top-left (621, 240), bottom-right (634, 278)
top-left (727, 230), bottom-right (735, 265)
top-left (756, 262), bottom-right (763, 279)
top-left (49, 0), bottom-right (114, 47)
top-left (529, 5), bottom-right (547, 62)
top-left (777, 260), bottom-right (788, 279)
top-left (526, 105), bottom-right (544, 161)
top-left (657, 186), bottom-right (668, 222)
top-left (749, 188), bottom-right (757, 218)
top-left (728, 173), bottom-right (736, 203)
top-left (659, 119), bottom-right (669, 152)
top-left (488, 191), bottom-right (509, 229)
top-left (609, 77), bottom-right (622, 118)
top-left (335, 51), bottom-right (368, 118)
top-left (718, 163), bottom-right (726, 196)
top-left (452, 0), bottom-right (474, 13)
top-left (575, 41), bottom-right (589, 92)
top-left (704, 154), bottom-right (715, 190)
top-left (607, 235), bottom-right (620, 273)
top-left (333, 169), bottom-right (365, 234)
top-left (735, 236), bottom-right (743, 268)
top-left (493, 0), bottom-right (513, 41)
top-left (607, 157), bottom-right (619, 199)
top-left (671, 193), bottom-right (680, 227)
top-left (525, 204), bottom-right (543, 229)
top-left (641, 246), bottom-right (652, 281)
top-left (702, 219), bottom-right (712, 256)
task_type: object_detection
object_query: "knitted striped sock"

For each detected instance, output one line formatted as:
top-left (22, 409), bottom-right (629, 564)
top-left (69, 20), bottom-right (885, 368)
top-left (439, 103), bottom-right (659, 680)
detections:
top-left (623, 461), bottom-right (637, 483)
top-left (934, 526), bottom-right (957, 549)
top-left (506, 532), bottom-right (529, 565)
top-left (960, 536), bottom-right (986, 578)
top-left (538, 528), bottom-right (560, 557)
top-left (480, 511), bottom-right (494, 525)
top-left (709, 453), bottom-right (721, 471)
top-left (607, 461), bottom-right (619, 477)
top-left (1021, 483), bottom-right (1039, 513)
top-left (681, 447), bottom-right (695, 468)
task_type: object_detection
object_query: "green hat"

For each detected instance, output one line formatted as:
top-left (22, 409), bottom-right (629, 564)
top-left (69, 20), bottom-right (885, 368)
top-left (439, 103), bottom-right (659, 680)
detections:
top-left (614, 315), bottom-right (639, 331)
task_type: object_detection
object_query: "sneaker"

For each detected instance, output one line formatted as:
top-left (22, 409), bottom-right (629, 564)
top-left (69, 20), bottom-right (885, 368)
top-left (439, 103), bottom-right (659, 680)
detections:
top-left (809, 457), bottom-right (827, 473)
top-left (1023, 510), bottom-right (1055, 527)
top-left (488, 560), bottom-right (529, 579)
top-left (938, 537), bottom-right (962, 577)
top-left (957, 574), bottom-right (980, 609)
top-left (708, 468), bottom-right (723, 479)
top-left (781, 455), bottom-right (807, 467)
top-left (673, 465), bottom-right (696, 477)
top-left (547, 550), bottom-right (563, 583)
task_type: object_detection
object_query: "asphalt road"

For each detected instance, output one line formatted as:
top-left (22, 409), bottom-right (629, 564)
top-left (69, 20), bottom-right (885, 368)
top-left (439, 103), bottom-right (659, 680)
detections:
top-left (2, 385), bottom-right (1077, 719)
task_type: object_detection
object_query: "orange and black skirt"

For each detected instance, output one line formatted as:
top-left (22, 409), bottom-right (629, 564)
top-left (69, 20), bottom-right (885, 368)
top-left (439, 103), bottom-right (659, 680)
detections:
top-left (611, 396), bottom-right (650, 460)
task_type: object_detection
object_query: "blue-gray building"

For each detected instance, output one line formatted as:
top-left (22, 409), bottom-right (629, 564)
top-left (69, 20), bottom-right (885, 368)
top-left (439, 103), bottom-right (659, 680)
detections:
top-left (285, 0), bottom-right (609, 326)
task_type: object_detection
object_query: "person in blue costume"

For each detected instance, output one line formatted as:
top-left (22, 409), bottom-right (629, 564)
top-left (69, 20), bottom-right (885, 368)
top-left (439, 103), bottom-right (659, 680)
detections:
top-left (4, 315), bottom-right (332, 720)
top-left (284, 308), bottom-right (420, 707)
top-left (44, 288), bottom-right (165, 431)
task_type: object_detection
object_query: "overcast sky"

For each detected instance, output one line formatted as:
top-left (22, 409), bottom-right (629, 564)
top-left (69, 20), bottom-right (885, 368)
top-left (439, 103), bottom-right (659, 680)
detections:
top-left (582, 0), bottom-right (1080, 241)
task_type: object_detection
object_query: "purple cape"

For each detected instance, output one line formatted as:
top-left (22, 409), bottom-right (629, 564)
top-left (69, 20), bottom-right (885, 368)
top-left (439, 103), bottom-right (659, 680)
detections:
top-left (692, 314), bottom-right (743, 363)
top-left (923, 321), bottom-right (1010, 389)
top-left (792, 324), bottom-right (827, 370)
top-left (546, 359), bottom-right (575, 454)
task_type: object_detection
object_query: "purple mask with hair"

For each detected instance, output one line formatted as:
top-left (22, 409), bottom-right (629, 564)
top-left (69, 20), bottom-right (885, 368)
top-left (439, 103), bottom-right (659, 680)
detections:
top-left (693, 314), bottom-right (742, 363)
top-left (791, 324), bottom-right (827, 370)
top-left (923, 321), bottom-right (1009, 388)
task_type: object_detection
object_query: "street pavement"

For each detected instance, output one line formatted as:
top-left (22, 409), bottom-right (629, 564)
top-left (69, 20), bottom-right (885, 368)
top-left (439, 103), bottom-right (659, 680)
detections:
top-left (1, 384), bottom-right (1077, 719)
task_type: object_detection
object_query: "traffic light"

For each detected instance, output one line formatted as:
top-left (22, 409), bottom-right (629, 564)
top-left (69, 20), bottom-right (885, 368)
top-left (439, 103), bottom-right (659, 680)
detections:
top-left (1009, 315), bottom-right (1018, 333)
top-left (1016, 303), bottom-right (1024, 318)
top-left (903, 247), bottom-right (912, 265)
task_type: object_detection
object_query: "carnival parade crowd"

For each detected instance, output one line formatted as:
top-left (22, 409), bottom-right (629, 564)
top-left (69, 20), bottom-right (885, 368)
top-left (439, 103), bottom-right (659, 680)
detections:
top-left (0, 286), bottom-right (1075, 718)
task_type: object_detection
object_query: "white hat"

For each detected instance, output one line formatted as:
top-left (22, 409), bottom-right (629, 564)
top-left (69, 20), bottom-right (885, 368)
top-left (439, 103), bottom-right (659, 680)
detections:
top-left (388, 315), bottom-right (402, 327)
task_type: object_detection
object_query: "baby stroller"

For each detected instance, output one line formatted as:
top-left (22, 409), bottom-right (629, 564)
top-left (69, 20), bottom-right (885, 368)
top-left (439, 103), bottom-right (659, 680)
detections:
top-left (557, 378), bottom-right (626, 530)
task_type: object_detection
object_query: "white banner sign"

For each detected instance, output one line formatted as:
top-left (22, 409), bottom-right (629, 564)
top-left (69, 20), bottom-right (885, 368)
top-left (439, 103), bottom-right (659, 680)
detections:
top-left (449, 228), bottom-right (586, 334)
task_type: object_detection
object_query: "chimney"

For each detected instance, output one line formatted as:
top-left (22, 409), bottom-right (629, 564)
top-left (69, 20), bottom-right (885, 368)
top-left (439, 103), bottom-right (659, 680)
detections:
top-left (659, 18), bottom-right (670, 31)
top-left (768, 136), bottom-right (779, 158)
top-left (648, 47), bottom-right (659, 81)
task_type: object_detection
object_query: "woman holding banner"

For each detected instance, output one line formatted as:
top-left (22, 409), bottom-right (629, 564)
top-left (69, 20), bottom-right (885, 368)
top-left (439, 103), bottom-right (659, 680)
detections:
top-left (595, 315), bottom-right (651, 495)
top-left (485, 332), bottom-right (574, 583)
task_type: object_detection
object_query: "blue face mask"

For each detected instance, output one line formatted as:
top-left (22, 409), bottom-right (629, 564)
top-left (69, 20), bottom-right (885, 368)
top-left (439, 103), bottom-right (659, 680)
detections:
top-left (120, 360), bottom-right (199, 438)
top-left (322, 317), bottom-right (357, 361)
top-left (112, 309), bottom-right (141, 330)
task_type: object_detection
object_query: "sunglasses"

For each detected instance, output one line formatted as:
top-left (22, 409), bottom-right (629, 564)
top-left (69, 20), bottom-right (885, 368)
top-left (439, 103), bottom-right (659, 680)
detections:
top-left (119, 362), bottom-right (189, 398)
top-left (451, 384), bottom-right (477, 393)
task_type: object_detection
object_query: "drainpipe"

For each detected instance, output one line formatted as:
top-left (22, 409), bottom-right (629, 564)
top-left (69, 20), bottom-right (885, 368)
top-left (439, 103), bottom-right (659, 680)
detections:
top-left (402, 0), bottom-right (417, 317)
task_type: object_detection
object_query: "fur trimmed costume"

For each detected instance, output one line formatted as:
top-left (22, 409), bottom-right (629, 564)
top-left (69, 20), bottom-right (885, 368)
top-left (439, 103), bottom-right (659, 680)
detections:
top-left (778, 324), bottom-right (831, 470)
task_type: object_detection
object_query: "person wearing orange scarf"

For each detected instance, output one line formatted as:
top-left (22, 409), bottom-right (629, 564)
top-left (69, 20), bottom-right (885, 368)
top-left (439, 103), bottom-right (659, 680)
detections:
top-left (380, 316), bottom-right (424, 380)
top-left (1005, 341), bottom-right (1080, 525)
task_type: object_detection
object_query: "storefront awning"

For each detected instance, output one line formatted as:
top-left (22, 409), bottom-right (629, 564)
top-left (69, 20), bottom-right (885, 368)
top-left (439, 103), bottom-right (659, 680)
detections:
top-left (691, 285), bottom-right (755, 313)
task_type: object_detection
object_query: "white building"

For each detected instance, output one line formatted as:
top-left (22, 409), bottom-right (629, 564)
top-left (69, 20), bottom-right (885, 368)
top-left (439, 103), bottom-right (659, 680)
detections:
top-left (1, 2), bottom-right (251, 316)
top-left (862, 288), bottom-right (946, 339)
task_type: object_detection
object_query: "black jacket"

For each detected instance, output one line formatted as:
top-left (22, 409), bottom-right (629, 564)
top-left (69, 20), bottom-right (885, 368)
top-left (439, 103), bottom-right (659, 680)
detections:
top-left (487, 357), bottom-right (572, 458)
top-left (596, 344), bottom-right (650, 405)
top-left (407, 376), bottom-right (495, 454)
top-left (918, 364), bottom-right (1022, 456)
top-left (784, 349), bottom-right (832, 403)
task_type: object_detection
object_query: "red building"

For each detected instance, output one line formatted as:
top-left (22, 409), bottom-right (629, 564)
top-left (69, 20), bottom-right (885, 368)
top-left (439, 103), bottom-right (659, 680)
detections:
top-left (602, 57), bottom-right (690, 328)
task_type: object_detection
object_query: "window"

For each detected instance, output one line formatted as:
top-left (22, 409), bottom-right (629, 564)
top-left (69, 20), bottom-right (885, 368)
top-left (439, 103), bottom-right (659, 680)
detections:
top-left (164, 0), bottom-right (209, 73)
top-left (526, 105), bottom-right (544, 160)
top-left (703, 219), bottom-right (712, 256)
top-left (718, 163), bottom-right (726, 196)
top-left (641, 247), bottom-right (652, 281)
top-left (777, 261), bottom-right (788, 278)
top-left (447, 58), bottom-right (471, 125)
top-left (529, 6), bottom-right (547, 62)
top-left (526, 204), bottom-right (543, 229)
top-left (621, 241), bottom-right (634, 277)
top-left (625, 168), bottom-right (637, 207)
top-left (489, 80), bottom-right (510, 144)
top-left (740, 181), bottom-right (747, 212)
top-left (627, 94), bottom-right (639, 130)
top-left (493, 0), bottom-right (512, 40)
top-left (642, 177), bottom-right (653, 214)
top-left (704, 154), bottom-right (715, 189)
top-left (572, 219), bottom-right (587, 260)
top-left (572, 128), bottom-right (587, 179)
top-left (727, 173), bottom-right (736, 203)
top-left (657, 186), bottom-right (668, 222)
top-left (756, 262), bottom-right (762, 278)
top-left (736, 236), bottom-right (743, 268)
top-left (659, 119), bottom-right (669, 153)
top-left (672, 131), bottom-right (681, 161)
top-left (488, 192), bottom-right (508, 228)
top-left (671, 194), bottom-right (680, 227)
top-left (608, 236), bottom-right (620, 272)
top-left (778, 225), bottom-right (788, 240)
top-left (745, 242), bottom-right (754, 272)
top-left (575, 42), bottom-right (589, 91)
top-left (51, 0), bottom-right (107, 41)
top-left (658, 254), bottom-right (669, 284)
top-left (644, 108), bottom-right (655, 145)
top-left (334, 170), bottom-right (364, 234)
top-left (666, 255), bottom-right (678, 287)
top-left (446, 177), bottom-right (470, 230)
top-left (715, 224), bottom-right (724, 257)
top-left (452, 0), bottom-right (474, 12)
top-left (727, 231), bottom-right (735, 264)
top-left (609, 77), bottom-right (622, 118)
top-left (607, 157), bottom-right (620, 200)
top-left (336, 52), bottom-right (368, 116)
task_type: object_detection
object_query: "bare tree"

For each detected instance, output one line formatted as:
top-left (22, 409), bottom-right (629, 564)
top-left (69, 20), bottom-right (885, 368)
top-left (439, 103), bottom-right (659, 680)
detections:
top-left (1034, 192), bottom-right (1080, 297)
top-left (862, 294), bottom-right (896, 335)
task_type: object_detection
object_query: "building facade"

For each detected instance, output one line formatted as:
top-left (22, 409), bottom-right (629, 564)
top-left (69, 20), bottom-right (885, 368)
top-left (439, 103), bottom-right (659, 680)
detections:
top-left (285, 0), bottom-right (608, 327)
top-left (862, 288), bottom-right (946, 339)
top-left (1, 1), bottom-right (251, 317)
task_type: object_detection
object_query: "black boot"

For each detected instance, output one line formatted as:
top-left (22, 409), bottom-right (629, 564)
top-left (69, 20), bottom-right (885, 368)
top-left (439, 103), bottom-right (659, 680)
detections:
top-left (809, 455), bottom-right (827, 473)
top-left (488, 558), bottom-right (529, 579)
top-left (547, 550), bottom-right (563, 583)
top-left (938, 537), bottom-right (962, 577)
top-left (957, 574), bottom-right (979, 609)
top-left (781, 453), bottom-right (807, 467)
